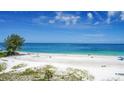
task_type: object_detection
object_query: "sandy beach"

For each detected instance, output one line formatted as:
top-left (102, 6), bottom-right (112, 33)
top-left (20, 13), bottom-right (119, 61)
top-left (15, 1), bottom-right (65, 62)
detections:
top-left (0, 52), bottom-right (124, 81)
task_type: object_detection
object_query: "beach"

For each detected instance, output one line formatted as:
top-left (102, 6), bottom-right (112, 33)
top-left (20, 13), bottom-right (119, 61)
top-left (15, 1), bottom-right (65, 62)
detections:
top-left (0, 52), bottom-right (124, 81)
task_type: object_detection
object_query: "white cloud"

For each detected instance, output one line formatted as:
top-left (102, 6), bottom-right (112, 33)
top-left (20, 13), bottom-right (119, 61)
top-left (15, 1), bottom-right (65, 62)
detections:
top-left (106, 11), bottom-right (119, 24)
top-left (92, 11), bottom-right (120, 25)
top-left (106, 11), bottom-right (124, 24)
top-left (87, 12), bottom-right (93, 19)
top-left (54, 12), bottom-right (80, 25)
top-left (108, 11), bottom-right (117, 17)
top-left (32, 12), bottom-right (80, 25)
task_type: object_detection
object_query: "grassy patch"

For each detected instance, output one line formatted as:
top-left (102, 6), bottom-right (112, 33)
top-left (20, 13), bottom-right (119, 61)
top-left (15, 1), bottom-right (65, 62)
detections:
top-left (52, 68), bottom-right (94, 81)
top-left (21, 68), bottom-right (37, 75)
top-left (0, 62), bottom-right (7, 72)
top-left (12, 63), bottom-right (27, 69)
top-left (36, 65), bottom-right (57, 81)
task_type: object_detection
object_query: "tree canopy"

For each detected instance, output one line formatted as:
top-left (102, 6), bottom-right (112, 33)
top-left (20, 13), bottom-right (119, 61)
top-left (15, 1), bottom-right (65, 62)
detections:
top-left (4, 34), bottom-right (25, 56)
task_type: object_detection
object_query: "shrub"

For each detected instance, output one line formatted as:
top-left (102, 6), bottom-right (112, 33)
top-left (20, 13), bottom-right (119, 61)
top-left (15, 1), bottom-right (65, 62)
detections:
top-left (0, 62), bottom-right (7, 72)
top-left (37, 65), bottom-right (57, 81)
top-left (0, 52), bottom-right (7, 58)
top-left (12, 63), bottom-right (27, 69)
top-left (64, 68), bottom-right (94, 81)
top-left (51, 68), bottom-right (94, 81)
top-left (21, 68), bottom-right (36, 75)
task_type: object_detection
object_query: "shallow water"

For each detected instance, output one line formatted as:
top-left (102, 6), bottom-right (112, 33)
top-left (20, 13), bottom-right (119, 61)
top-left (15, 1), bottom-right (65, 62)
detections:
top-left (1, 43), bottom-right (124, 56)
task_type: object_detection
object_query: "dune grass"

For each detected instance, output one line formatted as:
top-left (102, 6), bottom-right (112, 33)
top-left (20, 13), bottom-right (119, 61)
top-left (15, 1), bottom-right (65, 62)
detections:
top-left (0, 64), bottom-right (94, 81)
top-left (12, 63), bottom-right (27, 69)
top-left (0, 62), bottom-right (7, 72)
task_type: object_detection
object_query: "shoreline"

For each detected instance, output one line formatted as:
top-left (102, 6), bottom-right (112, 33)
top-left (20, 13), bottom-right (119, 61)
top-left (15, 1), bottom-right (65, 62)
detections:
top-left (19, 51), bottom-right (122, 57)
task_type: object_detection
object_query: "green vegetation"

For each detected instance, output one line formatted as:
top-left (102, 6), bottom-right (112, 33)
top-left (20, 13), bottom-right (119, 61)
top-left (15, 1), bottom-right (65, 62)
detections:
top-left (0, 65), bottom-right (94, 81)
top-left (0, 62), bottom-right (7, 72)
top-left (4, 34), bottom-right (25, 56)
top-left (21, 68), bottom-right (37, 75)
top-left (52, 68), bottom-right (94, 81)
top-left (0, 52), bottom-right (7, 58)
top-left (63, 68), bottom-right (89, 81)
top-left (36, 65), bottom-right (57, 81)
top-left (12, 63), bottom-right (27, 69)
top-left (0, 34), bottom-right (25, 57)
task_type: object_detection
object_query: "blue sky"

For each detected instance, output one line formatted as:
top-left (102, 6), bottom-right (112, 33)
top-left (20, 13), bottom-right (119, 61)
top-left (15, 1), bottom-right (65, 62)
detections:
top-left (0, 11), bottom-right (124, 43)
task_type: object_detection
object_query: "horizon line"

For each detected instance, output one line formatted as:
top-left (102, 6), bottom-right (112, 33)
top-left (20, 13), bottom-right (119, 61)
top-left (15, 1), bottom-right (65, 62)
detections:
top-left (0, 42), bottom-right (124, 44)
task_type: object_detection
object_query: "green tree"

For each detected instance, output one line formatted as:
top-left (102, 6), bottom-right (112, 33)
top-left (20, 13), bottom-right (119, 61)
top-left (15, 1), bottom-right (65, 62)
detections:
top-left (4, 34), bottom-right (25, 56)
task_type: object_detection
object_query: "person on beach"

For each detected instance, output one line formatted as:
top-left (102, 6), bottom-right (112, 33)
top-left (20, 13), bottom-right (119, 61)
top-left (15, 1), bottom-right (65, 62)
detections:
top-left (49, 56), bottom-right (52, 58)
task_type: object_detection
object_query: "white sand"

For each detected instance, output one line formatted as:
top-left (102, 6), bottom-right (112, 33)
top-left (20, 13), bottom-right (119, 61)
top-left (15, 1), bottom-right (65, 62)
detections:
top-left (0, 52), bottom-right (124, 81)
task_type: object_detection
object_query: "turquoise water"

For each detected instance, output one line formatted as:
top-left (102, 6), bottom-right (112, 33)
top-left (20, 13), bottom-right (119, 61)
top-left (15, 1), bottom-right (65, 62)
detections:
top-left (1, 43), bottom-right (124, 56)
top-left (22, 43), bottom-right (124, 56)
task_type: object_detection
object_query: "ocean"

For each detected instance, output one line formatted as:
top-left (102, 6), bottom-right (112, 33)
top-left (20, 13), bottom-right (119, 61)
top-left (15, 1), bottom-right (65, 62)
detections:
top-left (1, 43), bottom-right (124, 56)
